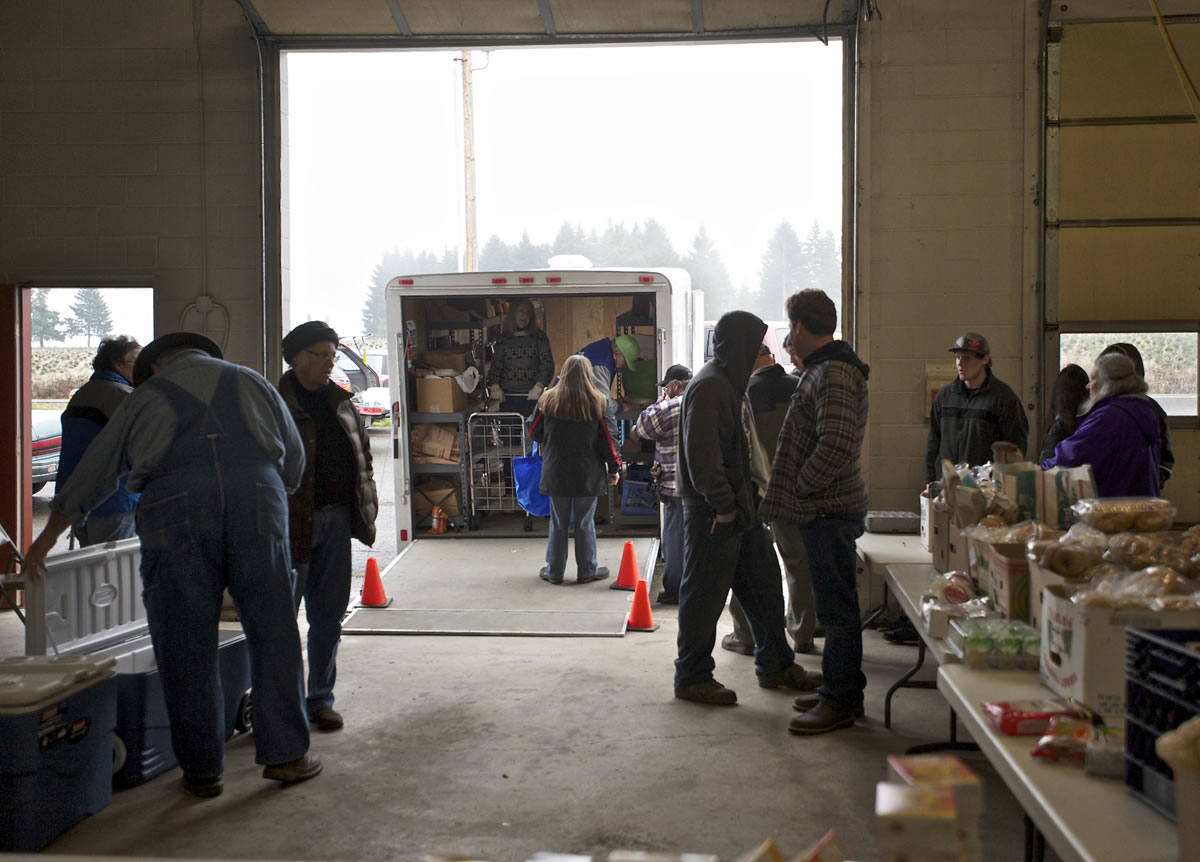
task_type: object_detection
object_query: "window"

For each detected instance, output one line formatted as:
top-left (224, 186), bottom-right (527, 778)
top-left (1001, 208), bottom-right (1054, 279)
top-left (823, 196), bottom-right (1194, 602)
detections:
top-left (1057, 330), bottom-right (1198, 418)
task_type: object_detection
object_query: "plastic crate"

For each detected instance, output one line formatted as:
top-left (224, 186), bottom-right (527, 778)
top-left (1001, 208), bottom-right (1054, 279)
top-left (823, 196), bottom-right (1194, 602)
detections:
top-left (620, 467), bottom-right (658, 516)
top-left (1124, 627), bottom-right (1200, 821)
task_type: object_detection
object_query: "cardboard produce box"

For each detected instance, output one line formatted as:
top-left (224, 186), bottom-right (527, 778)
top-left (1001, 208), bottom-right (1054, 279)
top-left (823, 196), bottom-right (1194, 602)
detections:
top-left (930, 500), bottom-right (970, 575)
top-left (413, 477), bottom-right (461, 521)
top-left (416, 376), bottom-right (471, 414)
top-left (969, 539), bottom-right (1029, 621)
top-left (1028, 560), bottom-right (1089, 632)
top-left (419, 347), bottom-right (471, 373)
top-left (1039, 583), bottom-right (1200, 717)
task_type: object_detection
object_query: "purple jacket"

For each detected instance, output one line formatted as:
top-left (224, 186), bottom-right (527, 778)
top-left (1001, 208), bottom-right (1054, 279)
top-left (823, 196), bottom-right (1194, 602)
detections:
top-left (1041, 395), bottom-right (1161, 498)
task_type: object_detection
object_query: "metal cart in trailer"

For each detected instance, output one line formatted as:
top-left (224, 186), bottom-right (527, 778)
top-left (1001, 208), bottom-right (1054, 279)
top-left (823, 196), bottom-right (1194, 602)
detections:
top-left (466, 411), bottom-right (532, 531)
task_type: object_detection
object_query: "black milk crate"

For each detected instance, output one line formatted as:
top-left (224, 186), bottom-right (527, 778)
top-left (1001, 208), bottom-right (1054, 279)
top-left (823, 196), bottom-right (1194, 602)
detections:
top-left (1124, 627), bottom-right (1200, 820)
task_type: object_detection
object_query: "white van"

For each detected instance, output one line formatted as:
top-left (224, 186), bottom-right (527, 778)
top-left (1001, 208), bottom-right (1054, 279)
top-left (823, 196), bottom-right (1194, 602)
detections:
top-left (384, 268), bottom-right (702, 549)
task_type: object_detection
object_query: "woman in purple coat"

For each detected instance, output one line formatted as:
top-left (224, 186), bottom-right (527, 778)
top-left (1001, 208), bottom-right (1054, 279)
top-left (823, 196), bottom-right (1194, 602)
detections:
top-left (1041, 352), bottom-right (1162, 497)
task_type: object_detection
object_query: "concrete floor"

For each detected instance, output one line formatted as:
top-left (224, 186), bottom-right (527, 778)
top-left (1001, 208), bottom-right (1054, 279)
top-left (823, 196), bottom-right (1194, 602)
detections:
top-left (8, 429), bottom-right (1053, 861)
top-left (1, 533), bottom-right (1054, 862)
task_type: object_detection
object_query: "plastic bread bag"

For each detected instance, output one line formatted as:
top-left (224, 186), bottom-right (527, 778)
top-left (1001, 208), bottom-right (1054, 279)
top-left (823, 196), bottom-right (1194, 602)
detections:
top-left (1104, 531), bottom-right (1191, 575)
top-left (1032, 714), bottom-right (1100, 768)
top-left (1071, 564), bottom-right (1198, 609)
top-left (1070, 497), bottom-right (1175, 533)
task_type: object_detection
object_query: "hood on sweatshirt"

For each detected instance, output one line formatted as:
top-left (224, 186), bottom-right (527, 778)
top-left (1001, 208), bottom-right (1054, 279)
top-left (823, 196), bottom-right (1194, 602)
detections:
top-left (713, 311), bottom-right (768, 392)
top-left (801, 339), bottom-right (871, 381)
top-left (1100, 394), bottom-right (1160, 444)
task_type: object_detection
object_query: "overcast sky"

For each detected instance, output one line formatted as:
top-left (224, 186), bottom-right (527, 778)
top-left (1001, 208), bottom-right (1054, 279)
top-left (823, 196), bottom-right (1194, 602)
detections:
top-left (285, 41), bottom-right (844, 337)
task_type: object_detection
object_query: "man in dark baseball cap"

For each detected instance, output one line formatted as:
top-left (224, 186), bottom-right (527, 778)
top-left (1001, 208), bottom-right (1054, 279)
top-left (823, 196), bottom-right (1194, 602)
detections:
top-left (658, 364), bottom-right (692, 387)
top-left (926, 330), bottom-right (1028, 483)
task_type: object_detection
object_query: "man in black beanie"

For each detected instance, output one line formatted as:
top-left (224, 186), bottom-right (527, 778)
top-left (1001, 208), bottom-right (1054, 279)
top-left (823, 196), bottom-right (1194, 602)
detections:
top-left (277, 321), bottom-right (378, 733)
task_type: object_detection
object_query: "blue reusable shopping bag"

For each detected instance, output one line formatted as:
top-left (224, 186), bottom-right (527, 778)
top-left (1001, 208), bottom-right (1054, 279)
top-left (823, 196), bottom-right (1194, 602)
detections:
top-left (513, 442), bottom-right (550, 517)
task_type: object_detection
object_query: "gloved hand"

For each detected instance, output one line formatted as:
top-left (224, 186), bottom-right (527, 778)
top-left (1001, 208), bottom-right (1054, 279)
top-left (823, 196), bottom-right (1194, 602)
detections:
top-left (527, 383), bottom-right (545, 401)
top-left (488, 384), bottom-right (504, 402)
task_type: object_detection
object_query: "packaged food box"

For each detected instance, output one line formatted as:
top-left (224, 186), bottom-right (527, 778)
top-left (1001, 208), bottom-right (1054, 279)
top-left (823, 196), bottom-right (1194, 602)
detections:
top-left (981, 697), bottom-right (1086, 736)
top-left (948, 618), bottom-right (1040, 670)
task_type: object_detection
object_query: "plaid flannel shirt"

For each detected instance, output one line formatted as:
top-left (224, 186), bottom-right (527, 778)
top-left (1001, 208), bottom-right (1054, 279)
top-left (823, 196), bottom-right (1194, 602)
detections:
top-left (760, 352), bottom-right (868, 524)
top-left (635, 395), bottom-right (682, 497)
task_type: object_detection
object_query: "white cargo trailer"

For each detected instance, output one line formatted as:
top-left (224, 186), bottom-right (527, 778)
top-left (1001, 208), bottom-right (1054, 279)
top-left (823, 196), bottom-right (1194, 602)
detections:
top-left (384, 268), bottom-right (702, 551)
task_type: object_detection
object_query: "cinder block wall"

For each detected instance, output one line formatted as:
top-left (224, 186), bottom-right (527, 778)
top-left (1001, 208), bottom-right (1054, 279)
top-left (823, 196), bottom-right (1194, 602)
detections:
top-left (0, 0), bottom-right (265, 369)
top-left (858, 0), bottom-right (1029, 512)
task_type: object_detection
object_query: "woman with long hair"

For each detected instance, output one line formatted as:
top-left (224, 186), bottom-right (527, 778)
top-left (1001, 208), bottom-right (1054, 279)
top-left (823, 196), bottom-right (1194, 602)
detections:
top-left (1038, 363), bottom-right (1089, 462)
top-left (1041, 352), bottom-right (1162, 497)
top-left (528, 354), bottom-right (622, 584)
top-left (486, 298), bottom-right (554, 418)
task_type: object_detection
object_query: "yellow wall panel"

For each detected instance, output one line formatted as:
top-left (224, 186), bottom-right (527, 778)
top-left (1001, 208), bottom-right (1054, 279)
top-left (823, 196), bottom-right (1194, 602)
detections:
top-left (1057, 125), bottom-right (1200, 220)
top-left (1059, 21), bottom-right (1200, 118)
top-left (1056, 226), bottom-right (1200, 319)
top-left (1166, 429), bottom-right (1199, 524)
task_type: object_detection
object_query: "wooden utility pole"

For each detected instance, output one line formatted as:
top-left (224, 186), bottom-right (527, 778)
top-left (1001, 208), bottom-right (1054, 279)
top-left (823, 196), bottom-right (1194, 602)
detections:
top-left (461, 51), bottom-right (478, 272)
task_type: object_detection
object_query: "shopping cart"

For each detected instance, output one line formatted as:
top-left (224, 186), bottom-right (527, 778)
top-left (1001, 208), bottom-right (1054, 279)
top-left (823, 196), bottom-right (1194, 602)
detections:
top-left (466, 412), bottom-right (530, 530)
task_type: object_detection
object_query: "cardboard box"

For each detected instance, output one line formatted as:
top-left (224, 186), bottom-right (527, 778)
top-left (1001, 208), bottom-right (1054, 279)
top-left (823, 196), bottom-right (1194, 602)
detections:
top-left (969, 539), bottom-right (1029, 621)
top-left (1039, 583), bottom-right (1200, 717)
top-left (1028, 560), bottom-right (1089, 632)
top-left (411, 423), bottom-right (461, 463)
top-left (416, 376), bottom-right (471, 414)
top-left (420, 347), bottom-right (471, 373)
top-left (413, 477), bottom-right (461, 521)
top-left (919, 490), bottom-right (931, 551)
top-left (931, 501), bottom-right (970, 575)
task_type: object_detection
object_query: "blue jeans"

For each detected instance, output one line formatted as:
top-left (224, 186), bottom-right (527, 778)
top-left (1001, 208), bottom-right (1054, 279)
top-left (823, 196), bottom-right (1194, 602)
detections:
top-left (674, 507), bottom-right (794, 689)
top-left (659, 495), bottom-right (684, 601)
top-left (773, 517), bottom-right (866, 709)
top-left (546, 495), bottom-right (599, 580)
top-left (293, 503), bottom-right (352, 714)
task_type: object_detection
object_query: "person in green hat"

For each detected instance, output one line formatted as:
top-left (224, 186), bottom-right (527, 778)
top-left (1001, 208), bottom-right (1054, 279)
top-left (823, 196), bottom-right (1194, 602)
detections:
top-left (576, 334), bottom-right (640, 439)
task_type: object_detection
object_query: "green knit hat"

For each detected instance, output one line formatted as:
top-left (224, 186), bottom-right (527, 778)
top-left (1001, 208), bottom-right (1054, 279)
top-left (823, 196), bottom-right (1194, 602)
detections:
top-left (613, 334), bottom-right (641, 370)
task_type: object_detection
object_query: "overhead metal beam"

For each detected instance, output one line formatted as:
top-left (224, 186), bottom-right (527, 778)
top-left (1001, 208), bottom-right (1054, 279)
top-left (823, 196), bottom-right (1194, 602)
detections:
top-left (537, 0), bottom-right (557, 36)
top-left (690, 0), bottom-right (704, 34)
top-left (386, 0), bottom-right (414, 36)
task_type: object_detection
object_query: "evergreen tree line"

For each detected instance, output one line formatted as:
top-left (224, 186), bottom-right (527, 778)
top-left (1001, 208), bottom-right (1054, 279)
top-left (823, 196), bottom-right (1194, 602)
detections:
top-left (31, 288), bottom-right (114, 348)
top-left (360, 217), bottom-right (841, 334)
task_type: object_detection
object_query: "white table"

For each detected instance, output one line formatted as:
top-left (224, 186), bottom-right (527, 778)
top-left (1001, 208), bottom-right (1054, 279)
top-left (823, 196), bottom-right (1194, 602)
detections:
top-left (883, 564), bottom-right (979, 757)
top-left (855, 532), bottom-right (930, 624)
top-left (938, 664), bottom-right (1178, 862)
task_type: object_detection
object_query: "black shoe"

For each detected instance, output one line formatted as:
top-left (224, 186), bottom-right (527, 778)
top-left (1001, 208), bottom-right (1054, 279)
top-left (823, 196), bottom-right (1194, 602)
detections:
top-left (883, 620), bottom-right (920, 646)
top-left (792, 692), bottom-right (865, 718)
top-left (788, 699), bottom-right (856, 735)
top-left (309, 707), bottom-right (343, 732)
top-left (674, 678), bottom-right (737, 706)
top-left (720, 633), bottom-right (754, 656)
top-left (577, 567), bottom-right (610, 584)
top-left (182, 774), bottom-right (223, 798)
top-left (813, 625), bottom-right (826, 638)
top-left (539, 567), bottom-right (563, 585)
top-left (655, 592), bottom-right (679, 605)
top-left (758, 663), bottom-right (822, 691)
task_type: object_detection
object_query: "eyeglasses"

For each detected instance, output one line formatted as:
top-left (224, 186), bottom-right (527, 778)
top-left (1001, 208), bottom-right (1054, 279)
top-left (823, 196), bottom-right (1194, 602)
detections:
top-left (305, 349), bottom-right (337, 362)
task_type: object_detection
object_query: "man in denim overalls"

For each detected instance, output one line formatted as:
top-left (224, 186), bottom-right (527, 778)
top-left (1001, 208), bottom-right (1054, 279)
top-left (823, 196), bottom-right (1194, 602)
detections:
top-left (25, 332), bottom-right (320, 798)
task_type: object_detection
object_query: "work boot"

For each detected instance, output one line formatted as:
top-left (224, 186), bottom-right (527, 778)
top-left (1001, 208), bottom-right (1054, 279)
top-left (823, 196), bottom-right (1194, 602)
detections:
top-left (577, 566), bottom-right (610, 584)
top-left (309, 707), bottom-right (344, 732)
top-left (262, 754), bottom-right (324, 785)
top-left (792, 692), bottom-right (865, 718)
top-left (182, 774), bottom-right (223, 798)
top-left (788, 699), bottom-right (857, 735)
top-left (538, 567), bottom-right (563, 585)
top-left (758, 663), bottom-right (823, 691)
top-left (720, 632), bottom-right (754, 656)
top-left (674, 678), bottom-right (738, 706)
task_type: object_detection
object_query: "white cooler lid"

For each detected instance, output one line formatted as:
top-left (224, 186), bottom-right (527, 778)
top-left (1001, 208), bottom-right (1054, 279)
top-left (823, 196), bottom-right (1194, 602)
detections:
top-left (0, 655), bottom-right (117, 708)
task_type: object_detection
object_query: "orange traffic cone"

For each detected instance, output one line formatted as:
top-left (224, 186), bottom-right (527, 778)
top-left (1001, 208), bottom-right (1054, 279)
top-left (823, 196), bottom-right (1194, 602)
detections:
top-left (626, 579), bottom-right (659, 632)
top-left (609, 540), bottom-right (639, 591)
top-left (357, 556), bottom-right (393, 608)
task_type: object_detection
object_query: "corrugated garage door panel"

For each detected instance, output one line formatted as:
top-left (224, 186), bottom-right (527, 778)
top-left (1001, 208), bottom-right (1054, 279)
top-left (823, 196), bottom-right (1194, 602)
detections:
top-left (398, 0), bottom-right (546, 35)
top-left (1058, 21), bottom-right (1200, 118)
top-left (553, 0), bottom-right (701, 33)
top-left (1057, 125), bottom-right (1200, 220)
top-left (253, 0), bottom-right (407, 35)
top-left (1056, 226), bottom-right (1200, 320)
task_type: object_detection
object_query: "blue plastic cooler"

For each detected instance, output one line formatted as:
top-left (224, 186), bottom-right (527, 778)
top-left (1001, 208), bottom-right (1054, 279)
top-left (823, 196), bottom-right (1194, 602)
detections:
top-left (0, 655), bottom-right (117, 852)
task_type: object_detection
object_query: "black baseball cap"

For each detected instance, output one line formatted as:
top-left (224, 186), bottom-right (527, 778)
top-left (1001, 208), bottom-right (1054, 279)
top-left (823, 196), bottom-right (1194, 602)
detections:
top-left (949, 332), bottom-right (990, 358)
top-left (657, 364), bottom-right (692, 387)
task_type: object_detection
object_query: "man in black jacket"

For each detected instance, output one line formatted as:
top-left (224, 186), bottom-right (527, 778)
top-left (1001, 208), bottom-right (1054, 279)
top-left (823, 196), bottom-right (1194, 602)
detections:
top-left (925, 332), bottom-right (1028, 483)
top-left (674, 311), bottom-right (822, 705)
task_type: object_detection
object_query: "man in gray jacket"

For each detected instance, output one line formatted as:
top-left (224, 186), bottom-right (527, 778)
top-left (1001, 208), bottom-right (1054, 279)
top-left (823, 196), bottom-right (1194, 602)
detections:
top-left (674, 311), bottom-right (822, 705)
top-left (761, 291), bottom-right (870, 734)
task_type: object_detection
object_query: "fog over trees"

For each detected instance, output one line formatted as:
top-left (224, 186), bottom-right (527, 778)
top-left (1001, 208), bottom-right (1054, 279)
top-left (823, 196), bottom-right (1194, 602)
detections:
top-left (362, 217), bottom-right (841, 333)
